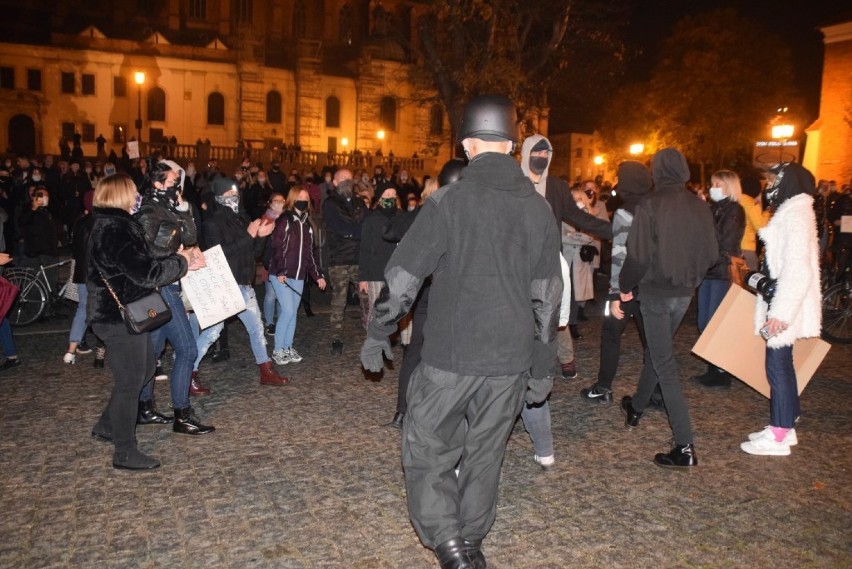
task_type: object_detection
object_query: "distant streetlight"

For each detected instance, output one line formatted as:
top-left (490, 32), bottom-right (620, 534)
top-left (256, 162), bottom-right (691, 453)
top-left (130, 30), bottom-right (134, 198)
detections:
top-left (341, 137), bottom-right (349, 149)
top-left (134, 71), bottom-right (145, 145)
top-left (593, 155), bottom-right (604, 166)
top-left (376, 130), bottom-right (385, 140)
top-left (771, 124), bottom-right (794, 164)
top-left (629, 143), bottom-right (644, 155)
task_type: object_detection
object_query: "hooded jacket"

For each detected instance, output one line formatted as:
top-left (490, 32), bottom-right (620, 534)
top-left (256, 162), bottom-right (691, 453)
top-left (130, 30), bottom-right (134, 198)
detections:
top-left (368, 151), bottom-right (562, 377)
top-left (520, 134), bottom-right (613, 240)
top-left (200, 202), bottom-right (267, 285)
top-left (705, 197), bottom-right (745, 280)
top-left (608, 161), bottom-right (652, 297)
top-left (619, 148), bottom-right (717, 298)
top-left (268, 209), bottom-right (323, 282)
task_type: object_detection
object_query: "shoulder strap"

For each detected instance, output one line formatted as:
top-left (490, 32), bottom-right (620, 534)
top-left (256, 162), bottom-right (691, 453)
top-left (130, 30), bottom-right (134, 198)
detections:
top-left (98, 271), bottom-right (125, 310)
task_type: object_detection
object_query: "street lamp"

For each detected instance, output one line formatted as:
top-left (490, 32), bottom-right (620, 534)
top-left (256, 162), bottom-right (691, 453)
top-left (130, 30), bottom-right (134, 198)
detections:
top-left (771, 124), bottom-right (794, 164)
top-left (593, 155), bottom-right (604, 166)
top-left (376, 130), bottom-right (385, 140)
top-left (134, 71), bottom-right (145, 146)
top-left (341, 137), bottom-right (349, 150)
top-left (629, 143), bottom-right (644, 156)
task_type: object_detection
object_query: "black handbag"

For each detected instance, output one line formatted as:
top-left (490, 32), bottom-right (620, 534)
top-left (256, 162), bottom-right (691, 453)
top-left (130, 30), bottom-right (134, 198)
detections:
top-left (579, 244), bottom-right (598, 263)
top-left (99, 271), bottom-right (172, 334)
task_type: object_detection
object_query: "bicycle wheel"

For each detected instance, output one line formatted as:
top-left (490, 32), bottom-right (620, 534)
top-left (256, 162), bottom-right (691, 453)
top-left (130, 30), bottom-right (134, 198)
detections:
top-left (822, 282), bottom-right (852, 344)
top-left (5, 271), bottom-right (47, 326)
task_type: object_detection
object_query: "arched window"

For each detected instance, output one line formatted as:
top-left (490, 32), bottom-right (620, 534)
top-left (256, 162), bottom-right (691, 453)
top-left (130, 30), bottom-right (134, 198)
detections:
top-left (293, 0), bottom-right (306, 39)
top-left (429, 104), bottom-right (443, 136)
top-left (207, 92), bottom-right (225, 125)
top-left (380, 96), bottom-right (396, 131)
top-left (266, 90), bottom-right (282, 123)
top-left (339, 2), bottom-right (352, 44)
top-left (326, 96), bottom-right (340, 128)
top-left (147, 86), bottom-right (166, 121)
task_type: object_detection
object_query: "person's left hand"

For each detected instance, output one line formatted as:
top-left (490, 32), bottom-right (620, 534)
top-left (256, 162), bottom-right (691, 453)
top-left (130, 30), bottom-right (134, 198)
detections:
top-left (360, 335), bottom-right (393, 372)
top-left (188, 247), bottom-right (206, 271)
top-left (526, 375), bottom-right (553, 405)
top-left (257, 218), bottom-right (274, 237)
top-left (763, 318), bottom-right (789, 337)
top-left (247, 219), bottom-right (262, 237)
top-left (0, 253), bottom-right (11, 266)
top-left (317, 278), bottom-right (327, 290)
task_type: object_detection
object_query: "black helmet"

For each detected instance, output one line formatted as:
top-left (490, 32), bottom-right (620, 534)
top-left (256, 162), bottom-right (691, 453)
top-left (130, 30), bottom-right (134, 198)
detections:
top-left (457, 95), bottom-right (517, 143)
top-left (438, 158), bottom-right (466, 186)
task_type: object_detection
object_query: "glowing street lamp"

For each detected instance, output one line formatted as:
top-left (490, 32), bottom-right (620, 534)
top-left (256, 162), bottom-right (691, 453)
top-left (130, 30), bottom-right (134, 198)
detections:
top-left (629, 143), bottom-right (644, 156)
top-left (771, 124), bottom-right (794, 164)
top-left (593, 155), bottom-right (604, 166)
top-left (376, 130), bottom-right (386, 140)
top-left (134, 71), bottom-right (145, 144)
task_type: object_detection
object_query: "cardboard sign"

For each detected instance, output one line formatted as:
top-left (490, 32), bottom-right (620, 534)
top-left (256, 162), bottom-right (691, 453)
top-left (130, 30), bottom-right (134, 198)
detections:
top-left (180, 245), bottom-right (245, 329)
top-left (692, 286), bottom-right (831, 398)
top-left (127, 140), bottom-right (140, 160)
top-left (841, 215), bottom-right (852, 234)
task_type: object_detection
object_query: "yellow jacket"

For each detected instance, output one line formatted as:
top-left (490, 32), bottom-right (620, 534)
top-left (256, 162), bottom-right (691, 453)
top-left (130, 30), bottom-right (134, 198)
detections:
top-left (740, 194), bottom-right (770, 251)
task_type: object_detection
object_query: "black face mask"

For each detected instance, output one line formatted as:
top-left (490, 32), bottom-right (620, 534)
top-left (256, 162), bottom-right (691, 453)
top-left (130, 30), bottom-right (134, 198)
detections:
top-left (529, 156), bottom-right (549, 175)
top-left (294, 200), bottom-right (309, 211)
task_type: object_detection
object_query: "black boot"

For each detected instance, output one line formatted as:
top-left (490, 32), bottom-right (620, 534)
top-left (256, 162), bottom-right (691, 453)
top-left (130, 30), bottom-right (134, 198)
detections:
top-left (303, 303), bottom-right (314, 317)
top-left (435, 538), bottom-right (473, 569)
top-left (173, 407), bottom-right (215, 435)
top-left (211, 339), bottom-right (230, 363)
top-left (113, 448), bottom-right (160, 470)
top-left (620, 395), bottom-right (642, 429)
top-left (569, 324), bottom-right (582, 339)
top-left (387, 412), bottom-right (404, 430)
top-left (137, 399), bottom-right (173, 425)
top-left (698, 367), bottom-right (732, 389)
top-left (464, 540), bottom-right (486, 569)
top-left (91, 414), bottom-right (113, 442)
top-left (654, 443), bottom-right (698, 469)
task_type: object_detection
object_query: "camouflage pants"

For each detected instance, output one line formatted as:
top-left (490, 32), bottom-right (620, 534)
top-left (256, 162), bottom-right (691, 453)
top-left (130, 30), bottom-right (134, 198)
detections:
top-left (328, 264), bottom-right (360, 335)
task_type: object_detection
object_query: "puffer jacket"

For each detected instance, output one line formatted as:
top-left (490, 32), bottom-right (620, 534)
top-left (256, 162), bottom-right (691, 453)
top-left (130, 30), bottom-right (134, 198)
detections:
top-left (753, 193), bottom-right (821, 348)
top-left (705, 198), bottom-right (745, 280)
top-left (86, 207), bottom-right (187, 326)
top-left (268, 210), bottom-right (323, 282)
top-left (135, 192), bottom-right (198, 258)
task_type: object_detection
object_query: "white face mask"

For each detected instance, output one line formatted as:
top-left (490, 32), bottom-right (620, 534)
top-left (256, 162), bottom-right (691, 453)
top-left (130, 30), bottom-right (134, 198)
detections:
top-left (575, 201), bottom-right (585, 210)
top-left (709, 186), bottom-right (726, 202)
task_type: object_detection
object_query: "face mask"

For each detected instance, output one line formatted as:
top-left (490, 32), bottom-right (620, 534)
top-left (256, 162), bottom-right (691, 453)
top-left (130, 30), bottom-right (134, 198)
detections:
top-left (361, 175), bottom-right (369, 183)
top-left (709, 186), bottom-right (726, 202)
top-left (529, 156), bottom-right (549, 175)
top-left (575, 201), bottom-right (585, 210)
top-left (158, 184), bottom-right (180, 204)
top-left (407, 204), bottom-right (416, 212)
top-left (216, 194), bottom-right (240, 213)
top-left (380, 198), bottom-right (396, 210)
top-left (258, 177), bottom-right (267, 185)
top-left (186, 167), bottom-right (196, 177)
top-left (130, 193), bottom-right (143, 215)
top-left (104, 166), bottom-right (116, 176)
top-left (324, 176), bottom-right (332, 184)
top-left (337, 179), bottom-right (354, 198)
top-left (32, 175), bottom-right (42, 182)
top-left (270, 202), bottom-right (284, 213)
top-left (294, 200), bottom-right (309, 211)
top-left (400, 175), bottom-right (408, 182)
top-left (39, 196), bottom-right (49, 207)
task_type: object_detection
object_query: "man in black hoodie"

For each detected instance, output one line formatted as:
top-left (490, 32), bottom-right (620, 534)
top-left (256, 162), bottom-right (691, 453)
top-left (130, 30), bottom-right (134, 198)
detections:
top-left (360, 96), bottom-right (562, 569)
top-left (618, 148), bottom-right (717, 469)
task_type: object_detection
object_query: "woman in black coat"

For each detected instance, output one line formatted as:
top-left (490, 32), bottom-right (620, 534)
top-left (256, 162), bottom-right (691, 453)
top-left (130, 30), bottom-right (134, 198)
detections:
top-left (87, 174), bottom-right (199, 470)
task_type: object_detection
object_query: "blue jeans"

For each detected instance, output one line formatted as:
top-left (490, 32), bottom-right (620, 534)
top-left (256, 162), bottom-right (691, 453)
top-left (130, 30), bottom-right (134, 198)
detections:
top-left (263, 277), bottom-right (278, 325)
top-left (696, 278), bottom-right (730, 333)
top-left (0, 318), bottom-right (17, 357)
top-left (194, 285), bottom-right (269, 369)
top-left (766, 345), bottom-right (799, 429)
top-left (634, 295), bottom-right (694, 445)
top-left (140, 284), bottom-right (195, 409)
top-left (68, 283), bottom-right (88, 344)
top-left (269, 277), bottom-right (303, 351)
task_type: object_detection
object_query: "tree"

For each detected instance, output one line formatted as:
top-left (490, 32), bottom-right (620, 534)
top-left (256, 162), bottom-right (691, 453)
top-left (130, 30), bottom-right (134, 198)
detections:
top-left (599, 8), bottom-right (804, 179)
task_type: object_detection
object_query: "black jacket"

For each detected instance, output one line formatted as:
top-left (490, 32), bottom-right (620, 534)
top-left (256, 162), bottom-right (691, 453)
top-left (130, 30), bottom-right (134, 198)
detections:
top-left (19, 207), bottom-right (58, 258)
top-left (322, 191), bottom-right (366, 266)
top-left (86, 207), bottom-right (187, 326)
top-left (545, 176), bottom-right (613, 240)
top-left (200, 203), bottom-right (267, 285)
top-left (70, 212), bottom-right (94, 283)
top-left (620, 148), bottom-right (718, 298)
top-left (706, 198), bottom-right (745, 280)
top-left (368, 151), bottom-right (562, 377)
top-left (359, 208), bottom-right (402, 282)
top-left (135, 193), bottom-right (198, 258)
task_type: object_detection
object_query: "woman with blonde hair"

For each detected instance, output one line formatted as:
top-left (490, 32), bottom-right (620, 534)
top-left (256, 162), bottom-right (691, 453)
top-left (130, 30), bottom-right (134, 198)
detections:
top-left (562, 188), bottom-right (596, 337)
top-left (694, 169), bottom-right (746, 388)
top-left (88, 174), bottom-right (203, 469)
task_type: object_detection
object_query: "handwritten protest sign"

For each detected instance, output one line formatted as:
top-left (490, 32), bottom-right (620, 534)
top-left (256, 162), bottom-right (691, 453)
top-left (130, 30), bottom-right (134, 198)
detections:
top-left (180, 245), bottom-right (245, 329)
top-left (127, 141), bottom-right (140, 160)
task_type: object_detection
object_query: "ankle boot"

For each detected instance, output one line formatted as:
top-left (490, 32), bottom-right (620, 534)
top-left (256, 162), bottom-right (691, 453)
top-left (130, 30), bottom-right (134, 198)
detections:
top-left (259, 361), bottom-right (289, 385)
top-left (463, 540), bottom-right (486, 569)
top-left (137, 399), bottom-right (174, 425)
top-left (435, 538), bottom-right (473, 569)
top-left (303, 303), bottom-right (314, 317)
top-left (173, 406), bottom-right (215, 435)
top-left (113, 448), bottom-right (161, 470)
top-left (654, 443), bottom-right (697, 469)
top-left (621, 395), bottom-right (643, 429)
top-left (189, 371), bottom-right (210, 396)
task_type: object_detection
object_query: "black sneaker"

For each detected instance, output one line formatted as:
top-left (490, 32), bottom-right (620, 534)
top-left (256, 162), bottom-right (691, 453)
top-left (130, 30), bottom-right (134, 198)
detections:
top-left (654, 443), bottom-right (697, 469)
top-left (265, 324), bottom-right (275, 336)
top-left (580, 385), bottom-right (613, 405)
top-left (0, 357), bottom-right (22, 371)
top-left (76, 341), bottom-right (93, 354)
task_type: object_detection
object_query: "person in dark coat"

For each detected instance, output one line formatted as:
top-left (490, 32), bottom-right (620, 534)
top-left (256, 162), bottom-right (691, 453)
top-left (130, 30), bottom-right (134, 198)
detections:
top-left (87, 174), bottom-right (199, 470)
top-left (192, 176), bottom-right (288, 386)
top-left (63, 190), bottom-right (99, 365)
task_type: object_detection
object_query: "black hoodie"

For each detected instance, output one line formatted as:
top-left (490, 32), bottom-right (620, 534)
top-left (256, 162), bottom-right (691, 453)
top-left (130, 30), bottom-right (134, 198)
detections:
top-left (620, 148), bottom-right (718, 298)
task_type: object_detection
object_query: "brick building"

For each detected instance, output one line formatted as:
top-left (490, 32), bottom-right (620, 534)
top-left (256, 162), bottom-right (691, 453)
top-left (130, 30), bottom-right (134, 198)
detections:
top-left (804, 19), bottom-right (852, 184)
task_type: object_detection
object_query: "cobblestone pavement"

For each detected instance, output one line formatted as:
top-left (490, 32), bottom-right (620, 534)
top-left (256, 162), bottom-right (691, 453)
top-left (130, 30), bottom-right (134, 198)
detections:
top-left (0, 287), bottom-right (850, 569)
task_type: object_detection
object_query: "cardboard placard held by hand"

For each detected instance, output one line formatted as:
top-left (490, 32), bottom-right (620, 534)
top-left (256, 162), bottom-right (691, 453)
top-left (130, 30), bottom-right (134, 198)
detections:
top-left (692, 286), bottom-right (831, 398)
top-left (180, 245), bottom-right (246, 330)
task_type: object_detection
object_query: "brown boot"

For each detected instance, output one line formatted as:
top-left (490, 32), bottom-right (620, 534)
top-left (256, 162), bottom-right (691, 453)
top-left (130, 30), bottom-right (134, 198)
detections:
top-left (259, 361), bottom-right (288, 385)
top-left (189, 370), bottom-right (210, 396)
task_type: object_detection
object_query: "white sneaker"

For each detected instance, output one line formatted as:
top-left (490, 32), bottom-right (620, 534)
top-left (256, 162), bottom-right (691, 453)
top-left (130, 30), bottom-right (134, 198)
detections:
top-left (272, 348), bottom-right (291, 365)
top-left (748, 426), bottom-right (798, 446)
top-left (63, 352), bottom-right (76, 365)
top-left (534, 454), bottom-right (555, 469)
top-left (740, 436), bottom-right (791, 456)
top-left (286, 348), bottom-right (303, 363)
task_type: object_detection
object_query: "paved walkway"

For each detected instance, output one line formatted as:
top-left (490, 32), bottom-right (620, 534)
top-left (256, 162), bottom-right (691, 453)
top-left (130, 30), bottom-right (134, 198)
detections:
top-left (0, 289), bottom-right (850, 568)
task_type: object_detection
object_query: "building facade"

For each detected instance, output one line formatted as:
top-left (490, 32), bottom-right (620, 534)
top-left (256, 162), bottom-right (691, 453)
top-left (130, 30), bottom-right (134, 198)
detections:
top-left (804, 20), bottom-right (852, 184)
top-left (0, 0), bottom-right (451, 171)
top-left (548, 131), bottom-right (611, 184)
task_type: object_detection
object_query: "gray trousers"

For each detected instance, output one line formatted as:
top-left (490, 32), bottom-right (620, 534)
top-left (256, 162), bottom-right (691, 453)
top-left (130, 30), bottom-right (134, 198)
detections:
top-left (633, 295), bottom-right (694, 445)
top-left (520, 401), bottom-right (554, 458)
top-left (403, 363), bottom-right (527, 549)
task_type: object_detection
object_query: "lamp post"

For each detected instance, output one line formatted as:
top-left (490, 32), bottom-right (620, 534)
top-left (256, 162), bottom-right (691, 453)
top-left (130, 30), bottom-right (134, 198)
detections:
top-left (771, 124), bottom-right (794, 165)
top-left (134, 71), bottom-right (145, 146)
top-left (629, 143), bottom-right (644, 156)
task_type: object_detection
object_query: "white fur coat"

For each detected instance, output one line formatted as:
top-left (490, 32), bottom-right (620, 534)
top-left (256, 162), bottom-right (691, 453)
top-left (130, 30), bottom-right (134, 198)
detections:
top-left (753, 194), bottom-right (822, 348)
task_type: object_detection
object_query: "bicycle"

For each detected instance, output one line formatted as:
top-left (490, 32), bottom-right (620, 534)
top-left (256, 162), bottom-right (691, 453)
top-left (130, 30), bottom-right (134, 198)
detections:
top-left (4, 258), bottom-right (78, 327)
top-left (821, 242), bottom-right (851, 344)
